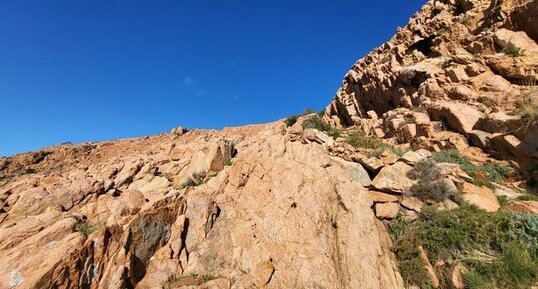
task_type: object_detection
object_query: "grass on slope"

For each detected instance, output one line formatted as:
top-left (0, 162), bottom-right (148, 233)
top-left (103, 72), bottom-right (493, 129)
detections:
top-left (432, 150), bottom-right (509, 185)
top-left (389, 205), bottom-right (538, 289)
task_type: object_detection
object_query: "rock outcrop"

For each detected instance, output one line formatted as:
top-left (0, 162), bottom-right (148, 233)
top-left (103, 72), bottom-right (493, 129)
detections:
top-left (323, 0), bottom-right (538, 182)
top-left (0, 123), bottom-right (404, 289)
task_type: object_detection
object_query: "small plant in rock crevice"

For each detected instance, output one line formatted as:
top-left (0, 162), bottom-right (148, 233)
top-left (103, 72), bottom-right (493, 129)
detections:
top-left (440, 58), bottom-right (454, 69)
top-left (285, 115), bottom-right (299, 127)
top-left (178, 171), bottom-right (207, 190)
top-left (516, 101), bottom-right (538, 133)
top-left (76, 221), bottom-right (98, 235)
top-left (503, 43), bottom-right (521, 57)
top-left (164, 273), bottom-right (218, 288)
top-left (477, 96), bottom-right (497, 108)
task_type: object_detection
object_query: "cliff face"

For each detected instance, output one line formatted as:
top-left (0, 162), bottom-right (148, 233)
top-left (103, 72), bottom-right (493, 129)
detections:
top-left (323, 0), bottom-right (538, 177)
top-left (0, 123), bottom-right (403, 289)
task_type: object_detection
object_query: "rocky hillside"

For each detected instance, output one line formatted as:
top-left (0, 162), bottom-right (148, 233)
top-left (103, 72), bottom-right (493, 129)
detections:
top-left (0, 124), bottom-right (404, 289)
top-left (1, 0), bottom-right (538, 289)
top-left (323, 0), bottom-right (538, 183)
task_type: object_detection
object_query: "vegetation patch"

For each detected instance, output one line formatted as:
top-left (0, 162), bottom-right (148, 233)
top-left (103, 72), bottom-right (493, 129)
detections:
top-left (164, 273), bottom-right (218, 288)
top-left (285, 108), bottom-right (318, 127)
top-left (516, 194), bottom-right (538, 202)
top-left (76, 221), bottom-right (98, 235)
top-left (285, 115), bottom-right (299, 127)
top-left (301, 115), bottom-right (342, 139)
top-left (477, 96), bottom-right (497, 108)
top-left (440, 58), bottom-right (454, 69)
top-left (178, 171), bottom-right (207, 190)
top-left (408, 159), bottom-right (453, 201)
top-left (432, 150), bottom-right (509, 185)
top-left (346, 131), bottom-right (406, 156)
top-left (410, 106), bottom-right (427, 113)
top-left (517, 101), bottom-right (538, 132)
top-left (389, 205), bottom-right (538, 289)
top-left (503, 44), bottom-right (521, 57)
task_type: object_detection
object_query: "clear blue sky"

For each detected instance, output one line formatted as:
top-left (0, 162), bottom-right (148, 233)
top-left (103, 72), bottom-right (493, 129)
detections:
top-left (0, 0), bottom-right (424, 156)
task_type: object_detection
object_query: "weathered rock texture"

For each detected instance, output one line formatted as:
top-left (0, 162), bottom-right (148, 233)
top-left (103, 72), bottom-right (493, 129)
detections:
top-left (0, 123), bottom-right (403, 289)
top-left (323, 0), bottom-right (538, 180)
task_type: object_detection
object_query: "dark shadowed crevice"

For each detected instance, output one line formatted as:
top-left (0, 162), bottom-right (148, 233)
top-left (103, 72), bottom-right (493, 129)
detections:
top-left (407, 36), bottom-right (435, 57)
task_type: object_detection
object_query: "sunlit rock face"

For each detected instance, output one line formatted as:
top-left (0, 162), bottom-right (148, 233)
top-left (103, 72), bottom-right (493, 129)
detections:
top-left (0, 123), bottom-right (403, 289)
top-left (323, 0), bottom-right (538, 176)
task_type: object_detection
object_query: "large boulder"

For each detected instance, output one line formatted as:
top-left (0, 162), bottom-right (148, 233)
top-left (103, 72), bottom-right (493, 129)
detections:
top-left (461, 182), bottom-right (500, 212)
top-left (427, 101), bottom-right (482, 135)
top-left (371, 162), bottom-right (414, 193)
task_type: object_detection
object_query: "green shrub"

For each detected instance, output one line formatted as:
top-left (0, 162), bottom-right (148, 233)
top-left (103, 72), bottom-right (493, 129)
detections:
top-left (226, 159), bottom-right (233, 166)
top-left (302, 108), bottom-right (316, 115)
top-left (284, 108), bottom-right (319, 127)
top-left (389, 205), bottom-right (538, 289)
top-left (410, 106), bottom-right (427, 113)
top-left (408, 159), bottom-right (453, 201)
top-left (411, 181), bottom-right (453, 201)
top-left (76, 221), bottom-right (97, 235)
top-left (345, 131), bottom-right (386, 150)
top-left (200, 274), bottom-right (217, 283)
top-left (517, 194), bottom-right (538, 201)
top-left (345, 131), bottom-right (407, 157)
top-left (504, 44), bottom-right (521, 57)
top-left (477, 96), bottom-right (497, 108)
top-left (164, 273), bottom-right (217, 288)
top-left (440, 58), bottom-right (454, 69)
top-left (388, 216), bottom-right (434, 288)
top-left (285, 115), bottom-right (298, 127)
top-left (432, 150), bottom-right (509, 184)
top-left (517, 102), bottom-right (538, 132)
top-left (465, 269), bottom-right (490, 289)
top-left (302, 115), bottom-right (331, 131)
top-left (301, 115), bottom-right (341, 139)
top-left (178, 171), bottom-right (207, 189)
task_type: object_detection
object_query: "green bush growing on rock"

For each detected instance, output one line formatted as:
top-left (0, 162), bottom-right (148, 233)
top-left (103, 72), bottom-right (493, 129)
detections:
top-left (284, 115), bottom-right (298, 127)
top-left (432, 150), bottom-right (509, 185)
top-left (503, 44), bottom-right (521, 57)
top-left (178, 171), bottom-right (207, 190)
top-left (76, 221), bottom-right (97, 235)
top-left (477, 96), bottom-right (497, 108)
top-left (408, 160), bottom-right (453, 201)
top-left (440, 58), bottom-right (454, 69)
top-left (302, 115), bottom-right (341, 139)
top-left (164, 273), bottom-right (217, 288)
top-left (517, 101), bottom-right (538, 132)
top-left (389, 205), bottom-right (538, 289)
top-left (284, 108), bottom-right (319, 127)
top-left (345, 131), bottom-right (385, 149)
top-left (345, 131), bottom-right (406, 156)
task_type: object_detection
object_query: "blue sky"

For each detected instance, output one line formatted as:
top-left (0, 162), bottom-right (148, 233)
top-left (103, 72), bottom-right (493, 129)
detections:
top-left (0, 0), bottom-right (424, 156)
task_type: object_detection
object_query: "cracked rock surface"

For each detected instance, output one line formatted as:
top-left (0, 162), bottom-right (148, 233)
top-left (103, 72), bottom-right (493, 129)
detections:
top-left (0, 122), bottom-right (403, 289)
